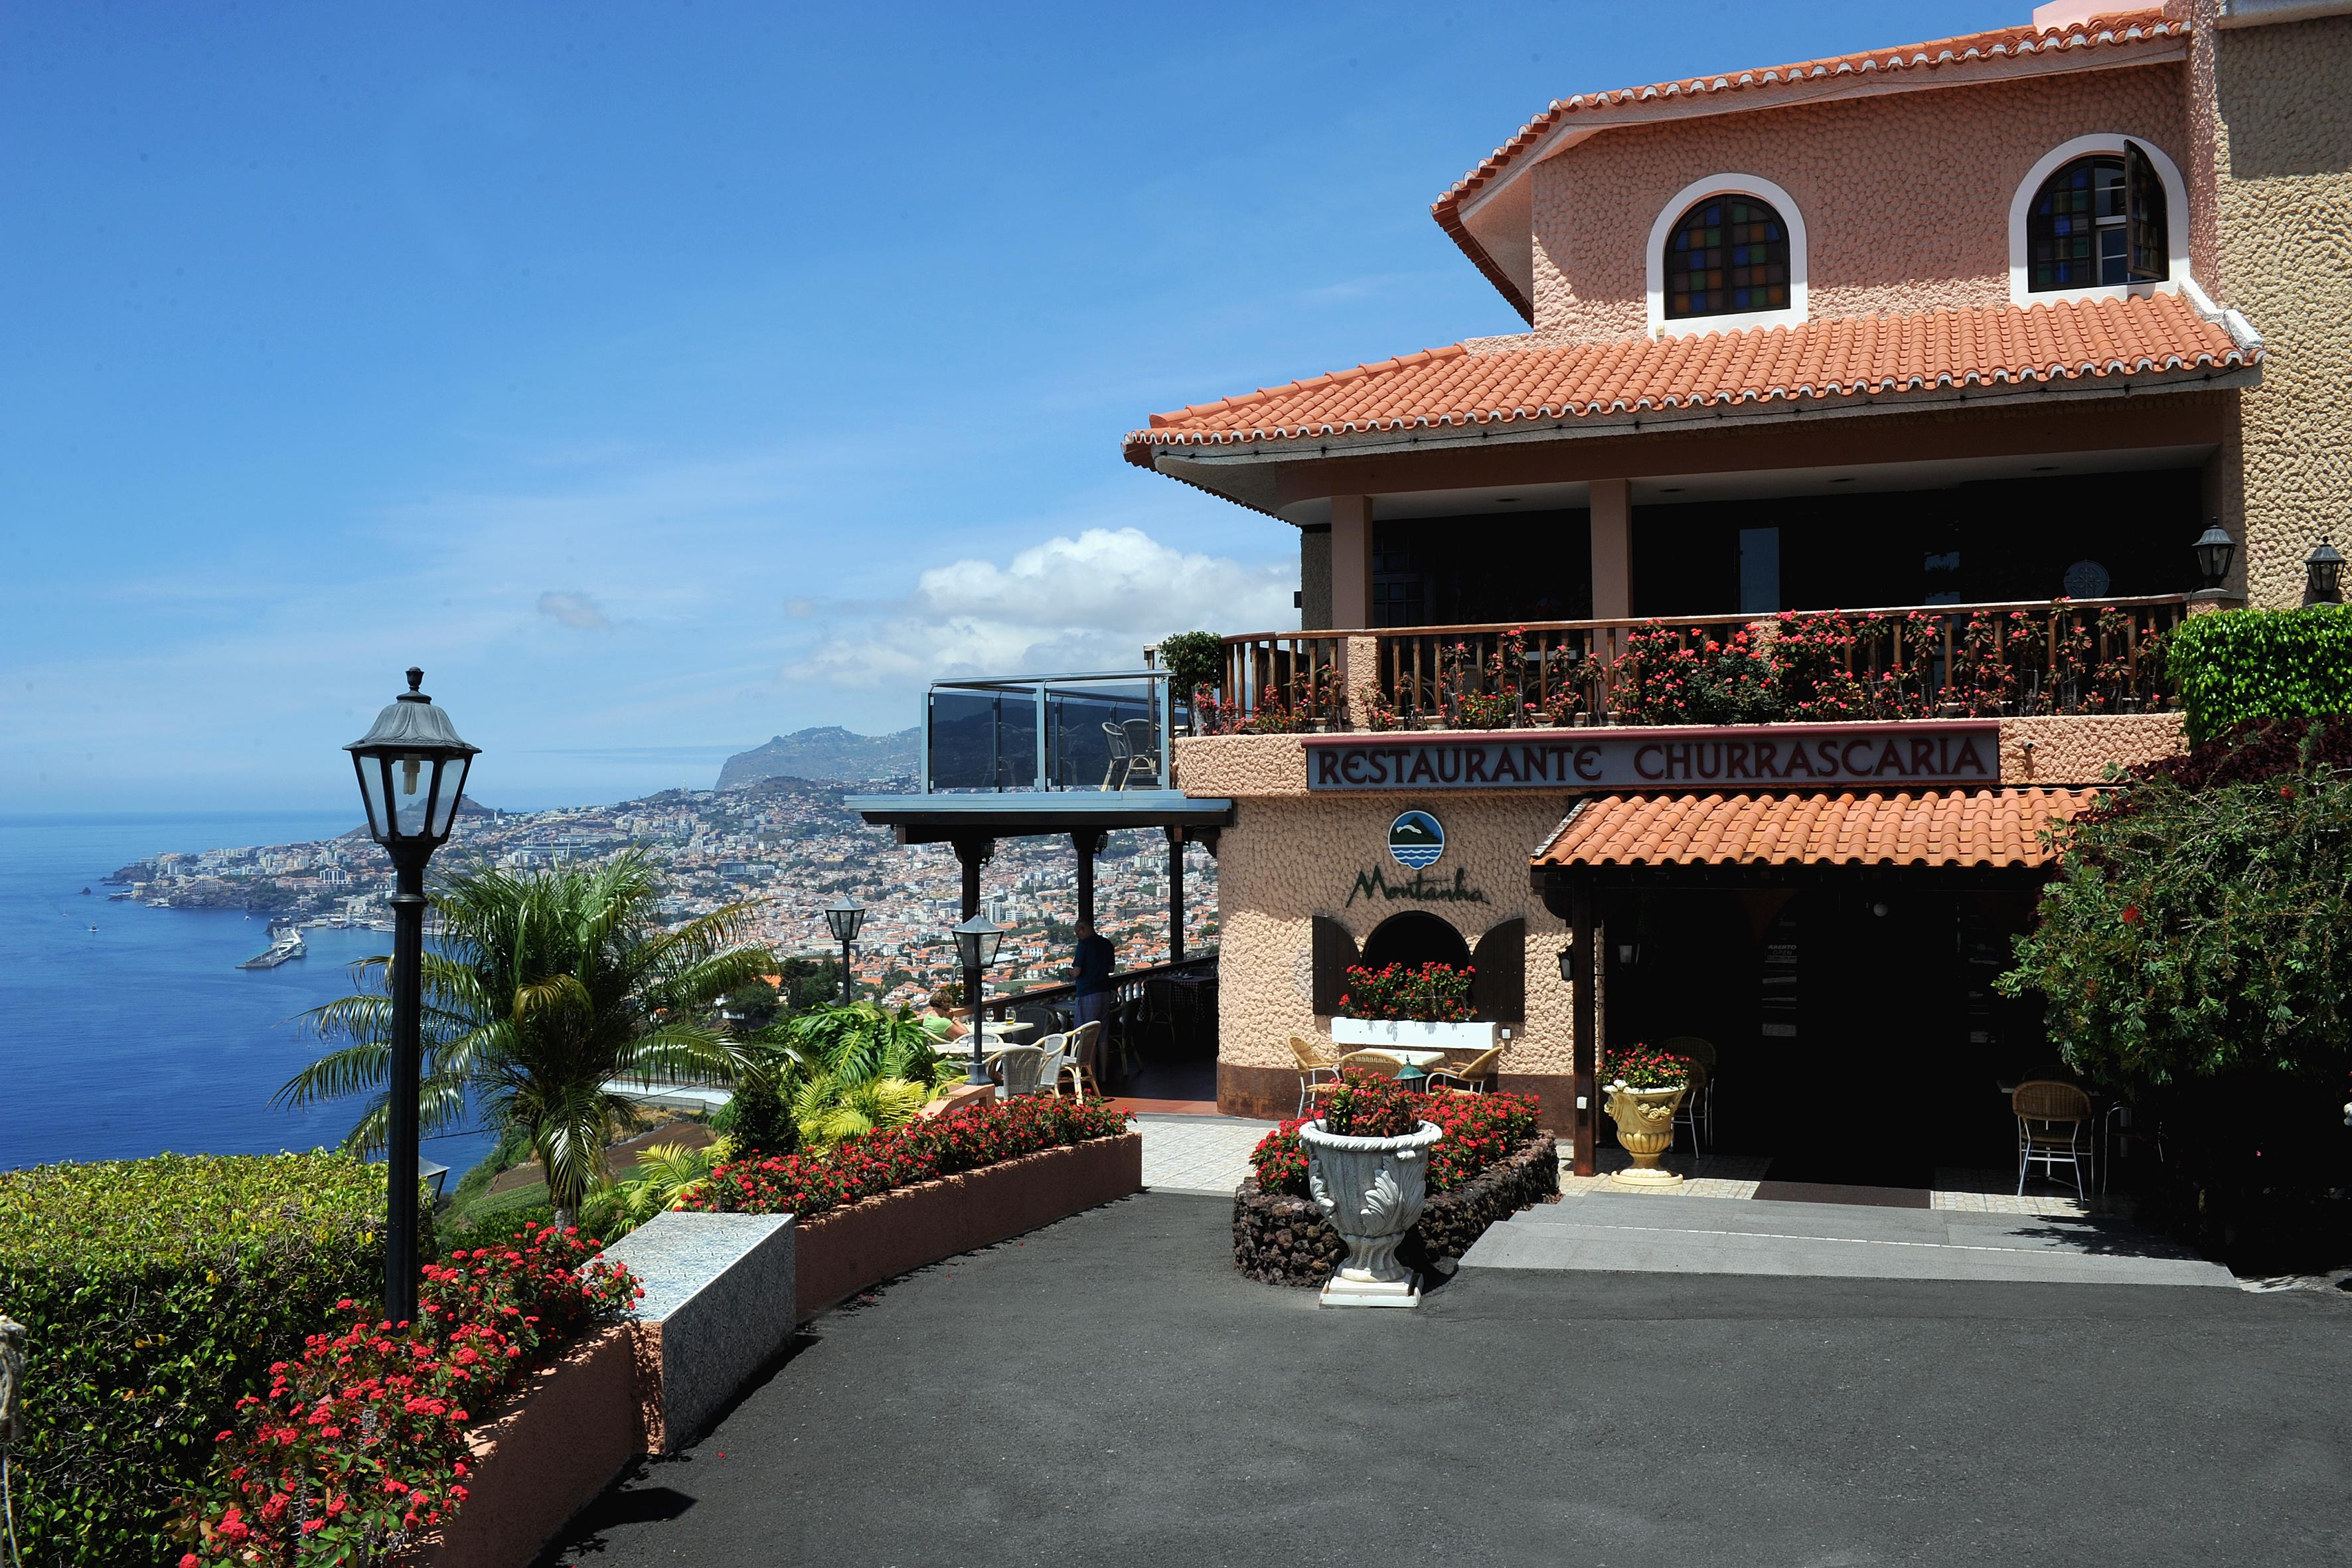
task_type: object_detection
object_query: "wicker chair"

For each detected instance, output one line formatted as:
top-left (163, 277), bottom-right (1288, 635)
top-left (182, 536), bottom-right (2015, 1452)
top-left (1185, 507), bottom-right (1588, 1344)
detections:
top-left (1028, 1032), bottom-right (1071, 1097)
top-left (1289, 1035), bottom-right (1341, 1115)
top-left (1423, 1046), bottom-right (1503, 1096)
top-left (984, 1044), bottom-right (1048, 1099)
top-left (1659, 1035), bottom-right (1717, 1152)
top-left (1059, 1020), bottom-right (1105, 1100)
top-left (2013, 1079), bottom-right (2094, 1199)
top-left (1332, 1050), bottom-right (1409, 1081)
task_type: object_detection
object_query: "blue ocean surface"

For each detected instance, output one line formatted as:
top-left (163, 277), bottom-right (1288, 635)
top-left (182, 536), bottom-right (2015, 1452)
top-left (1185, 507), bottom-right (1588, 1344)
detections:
top-left (0, 811), bottom-right (497, 1174)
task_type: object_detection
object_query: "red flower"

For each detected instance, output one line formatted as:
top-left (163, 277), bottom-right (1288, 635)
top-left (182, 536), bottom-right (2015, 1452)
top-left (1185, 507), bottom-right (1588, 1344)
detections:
top-left (2121, 904), bottom-right (2141, 924)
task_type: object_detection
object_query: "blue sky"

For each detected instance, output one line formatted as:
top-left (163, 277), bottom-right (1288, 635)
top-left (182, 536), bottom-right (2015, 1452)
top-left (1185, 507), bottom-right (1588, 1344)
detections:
top-left (1, 1), bottom-right (2015, 812)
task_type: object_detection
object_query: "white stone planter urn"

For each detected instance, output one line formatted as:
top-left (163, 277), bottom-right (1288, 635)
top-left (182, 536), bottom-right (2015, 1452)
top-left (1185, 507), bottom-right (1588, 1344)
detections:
top-left (1298, 1119), bottom-right (1445, 1308)
top-left (1330, 1018), bottom-right (1496, 1051)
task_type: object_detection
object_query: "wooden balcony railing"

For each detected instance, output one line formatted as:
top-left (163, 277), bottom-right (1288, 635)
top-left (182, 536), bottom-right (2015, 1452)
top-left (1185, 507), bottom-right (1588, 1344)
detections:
top-left (1204, 596), bottom-right (2191, 732)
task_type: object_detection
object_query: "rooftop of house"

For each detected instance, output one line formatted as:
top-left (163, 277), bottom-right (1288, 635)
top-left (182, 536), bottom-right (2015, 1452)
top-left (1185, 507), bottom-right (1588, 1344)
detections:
top-left (1435, 8), bottom-right (2187, 318)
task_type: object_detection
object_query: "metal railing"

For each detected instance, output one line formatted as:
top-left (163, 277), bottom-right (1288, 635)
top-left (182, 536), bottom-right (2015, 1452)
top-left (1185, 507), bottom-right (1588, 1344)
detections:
top-left (1205, 596), bottom-right (2191, 730)
top-left (922, 670), bottom-right (1173, 791)
top-left (976, 949), bottom-right (1219, 1021)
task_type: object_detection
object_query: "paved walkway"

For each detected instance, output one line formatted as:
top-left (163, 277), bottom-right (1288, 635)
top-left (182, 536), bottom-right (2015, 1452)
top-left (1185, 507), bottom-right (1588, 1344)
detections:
top-left (1464, 1191), bottom-right (2234, 1287)
top-left (547, 1193), bottom-right (2351, 1566)
top-left (1137, 1111), bottom-right (1273, 1194)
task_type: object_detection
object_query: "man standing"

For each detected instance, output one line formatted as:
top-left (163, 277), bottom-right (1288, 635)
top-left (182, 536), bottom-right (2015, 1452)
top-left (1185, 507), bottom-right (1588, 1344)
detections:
top-left (1072, 919), bottom-right (1117, 1030)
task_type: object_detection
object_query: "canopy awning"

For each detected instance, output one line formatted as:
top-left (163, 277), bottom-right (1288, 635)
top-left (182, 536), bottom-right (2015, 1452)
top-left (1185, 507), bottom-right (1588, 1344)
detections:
top-left (1533, 788), bottom-right (2098, 872)
top-left (847, 789), bottom-right (1234, 846)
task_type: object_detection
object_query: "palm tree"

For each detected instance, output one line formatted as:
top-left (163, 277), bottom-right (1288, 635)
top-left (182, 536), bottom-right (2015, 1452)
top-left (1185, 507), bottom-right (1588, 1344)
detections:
top-left (279, 850), bottom-right (773, 1223)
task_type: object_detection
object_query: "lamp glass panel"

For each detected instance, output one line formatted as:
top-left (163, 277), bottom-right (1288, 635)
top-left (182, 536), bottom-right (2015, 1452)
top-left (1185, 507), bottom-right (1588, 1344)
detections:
top-left (430, 755), bottom-right (471, 839)
top-left (386, 751), bottom-right (436, 838)
top-left (354, 755), bottom-right (393, 842)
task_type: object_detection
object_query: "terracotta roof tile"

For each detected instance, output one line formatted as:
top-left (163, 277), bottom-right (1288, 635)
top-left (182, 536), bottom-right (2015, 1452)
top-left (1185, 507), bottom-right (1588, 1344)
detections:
top-left (1127, 293), bottom-right (2252, 455)
top-left (1433, 10), bottom-right (2188, 309)
top-left (1531, 789), bottom-right (2098, 870)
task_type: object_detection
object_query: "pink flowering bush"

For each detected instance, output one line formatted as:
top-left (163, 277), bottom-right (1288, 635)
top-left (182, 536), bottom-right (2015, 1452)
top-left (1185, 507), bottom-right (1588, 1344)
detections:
top-left (181, 1225), bottom-right (639, 1565)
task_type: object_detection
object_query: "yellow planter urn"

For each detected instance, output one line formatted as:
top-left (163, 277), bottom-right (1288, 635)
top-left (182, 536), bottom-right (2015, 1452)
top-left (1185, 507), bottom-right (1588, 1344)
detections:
top-left (1603, 1082), bottom-right (1688, 1188)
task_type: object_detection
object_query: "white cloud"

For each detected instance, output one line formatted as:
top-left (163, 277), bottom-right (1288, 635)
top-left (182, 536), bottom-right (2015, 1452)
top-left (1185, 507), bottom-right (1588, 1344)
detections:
top-left (784, 526), bottom-right (1294, 688)
top-left (536, 589), bottom-right (615, 631)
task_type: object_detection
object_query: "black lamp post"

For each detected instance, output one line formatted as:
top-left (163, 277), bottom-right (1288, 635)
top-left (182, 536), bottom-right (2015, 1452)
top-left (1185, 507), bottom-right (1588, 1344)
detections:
top-left (2306, 540), bottom-right (2345, 606)
top-left (2193, 522), bottom-right (2236, 591)
top-left (345, 668), bottom-right (478, 1326)
top-left (823, 894), bottom-right (866, 1006)
top-left (951, 914), bottom-right (1004, 1086)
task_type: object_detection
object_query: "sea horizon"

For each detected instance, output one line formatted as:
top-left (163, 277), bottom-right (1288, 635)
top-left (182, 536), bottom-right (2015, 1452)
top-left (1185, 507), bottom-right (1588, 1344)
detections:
top-left (0, 808), bottom-right (502, 1174)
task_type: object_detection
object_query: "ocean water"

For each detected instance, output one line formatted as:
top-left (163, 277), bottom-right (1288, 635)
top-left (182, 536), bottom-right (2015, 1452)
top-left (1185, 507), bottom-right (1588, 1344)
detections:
top-left (0, 812), bottom-right (497, 1173)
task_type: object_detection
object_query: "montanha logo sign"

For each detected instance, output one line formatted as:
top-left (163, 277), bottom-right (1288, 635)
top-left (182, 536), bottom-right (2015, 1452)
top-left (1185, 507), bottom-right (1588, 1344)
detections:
top-left (1347, 864), bottom-right (1489, 907)
top-left (1388, 810), bottom-right (1444, 868)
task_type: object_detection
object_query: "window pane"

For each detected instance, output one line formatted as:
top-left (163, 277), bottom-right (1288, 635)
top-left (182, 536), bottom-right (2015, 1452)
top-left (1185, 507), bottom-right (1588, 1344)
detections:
top-left (1664, 191), bottom-right (1792, 320)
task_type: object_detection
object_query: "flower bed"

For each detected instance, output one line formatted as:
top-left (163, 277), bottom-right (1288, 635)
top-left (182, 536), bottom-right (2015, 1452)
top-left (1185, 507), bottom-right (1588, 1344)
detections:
top-left (1233, 1131), bottom-right (1558, 1288)
top-left (183, 1224), bottom-right (639, 1565)
top-left (1234, 1090), bottom-right (1555, 1287)
top-left (1335, 961), bottom-right (1474, 1022)
top-left (684, 1094), bottom-right (1131, 1218)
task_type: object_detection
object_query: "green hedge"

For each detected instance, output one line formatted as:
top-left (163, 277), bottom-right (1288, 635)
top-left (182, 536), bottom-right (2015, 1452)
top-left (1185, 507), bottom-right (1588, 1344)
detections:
top-left (0, 1153), bottom-right (389, 1567)
top-left (2168, 606), bottom-right (2352, 744)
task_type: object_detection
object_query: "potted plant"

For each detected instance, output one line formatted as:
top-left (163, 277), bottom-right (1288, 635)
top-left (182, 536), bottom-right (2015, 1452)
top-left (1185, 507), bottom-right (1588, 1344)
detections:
top-left (1298, 1074), bottom-right (1445, 1306)
top-left (1601, 1044), bottom-right (1692, 1187)
top-left (1330, 961), bottom-right (1495, 1052)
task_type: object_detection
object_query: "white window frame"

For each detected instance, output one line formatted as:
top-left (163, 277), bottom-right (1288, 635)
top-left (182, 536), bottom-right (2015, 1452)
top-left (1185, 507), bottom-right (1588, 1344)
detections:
top-left (2009, 133), bottom-right (2192, 307)
top-left (1646, 173), bottom-right (1809, 338)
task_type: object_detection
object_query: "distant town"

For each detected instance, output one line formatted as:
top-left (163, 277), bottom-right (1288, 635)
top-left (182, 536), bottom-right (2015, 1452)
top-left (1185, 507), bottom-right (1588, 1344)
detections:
top-left (105, 726), bottom-right (1218, 1008)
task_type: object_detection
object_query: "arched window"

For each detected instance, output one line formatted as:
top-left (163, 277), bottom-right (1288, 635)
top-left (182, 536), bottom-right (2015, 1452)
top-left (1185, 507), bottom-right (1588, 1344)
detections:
top-left (1664, 194), bottom-right (1791, 320)
top-left (2026, 144), bottom-right (2168, 292)
top-left (1359, 911), bottom-right (1470, 975)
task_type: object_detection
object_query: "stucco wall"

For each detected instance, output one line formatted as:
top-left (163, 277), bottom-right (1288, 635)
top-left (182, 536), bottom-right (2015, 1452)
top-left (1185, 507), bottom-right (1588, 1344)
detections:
top-left (2202, 9), bottom-right (2352, 606)
top-left (1213, 791), bottom-right (1577, 1078)
top-left (1523, 63), bottom-right (2195, 345)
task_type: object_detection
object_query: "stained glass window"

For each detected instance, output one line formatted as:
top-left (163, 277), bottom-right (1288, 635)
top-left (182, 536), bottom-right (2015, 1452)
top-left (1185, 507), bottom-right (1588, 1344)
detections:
top-left (2028, 151), bottom-right (2167, 291)
top-left (1664, 195), bottom-right (1791, 320)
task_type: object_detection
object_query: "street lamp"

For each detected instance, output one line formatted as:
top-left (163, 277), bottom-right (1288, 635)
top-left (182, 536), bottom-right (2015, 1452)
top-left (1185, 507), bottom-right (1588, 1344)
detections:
top-left (2306, 540), bottom-right (2345, 606)
top-left (345, 667), bottom-right (478, 1326)
top-left (823, 894), bottom-right (866, 1006)
top-left (2193, 522), bottom-right (2236, 591)
top-left (951, 914), bottom-right (1005, 1086)
top-left (1555, 943), bottom-right (1577, 985)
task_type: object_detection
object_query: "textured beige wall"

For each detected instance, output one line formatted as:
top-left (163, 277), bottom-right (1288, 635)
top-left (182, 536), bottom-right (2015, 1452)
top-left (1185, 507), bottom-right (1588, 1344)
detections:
top-left (1525, 64), bottom-right (2194, 345)
top-left (1212, 793), bottom-right (1576, 1077)
top-left (2201, 10), bottom-right (2352, 606)
top-left (1997, 712), bottom-right (2186, 783)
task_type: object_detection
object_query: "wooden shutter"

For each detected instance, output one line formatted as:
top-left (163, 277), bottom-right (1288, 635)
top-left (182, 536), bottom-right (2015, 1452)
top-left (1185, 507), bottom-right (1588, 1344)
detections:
top-left (1311, 916), bottom-right (1360, 1016)
top-left (1471, 917), bottom-right (1526, 1022)
top-left (2124, 141), bottom-right (2167, 283)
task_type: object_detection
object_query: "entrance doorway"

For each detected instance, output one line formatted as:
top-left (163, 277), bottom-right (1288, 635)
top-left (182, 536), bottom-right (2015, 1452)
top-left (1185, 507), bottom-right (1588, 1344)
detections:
top-left (1608, 881), bottom-right (2044, 1196)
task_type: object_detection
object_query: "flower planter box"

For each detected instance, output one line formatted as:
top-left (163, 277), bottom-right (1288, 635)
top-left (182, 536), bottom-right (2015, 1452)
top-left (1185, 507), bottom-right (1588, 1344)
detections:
top-left (1331, 1018), bottom-right (1496, 1051)
top-left (794, 1131), bottom-right (1143, 1322)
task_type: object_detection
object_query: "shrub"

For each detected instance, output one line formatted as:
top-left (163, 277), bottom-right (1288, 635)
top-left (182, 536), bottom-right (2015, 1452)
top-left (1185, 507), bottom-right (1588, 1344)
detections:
top-left (1156, 631), bottom-right (1224, 709)
top-left (183, 1222), bottom-right (638, 1563)
top-left (2167, 605), bottom-right (2352, 744)
top-left (1610, 623), bottom-right (1780, 725)
top-left (684, 1095), bottom-right (1131, 1217)
top-left (0, 1153), bottom-right (390, 1567)
top-left (1336, 962), bottom-right (1475, 1022)
top-left (1603, 1044), bottom-right (1693, 1089)
top-left (1318, 1074), bottom-right (1420, 1137)
top-left (1250, 1089), bottom-right (1541, 1198)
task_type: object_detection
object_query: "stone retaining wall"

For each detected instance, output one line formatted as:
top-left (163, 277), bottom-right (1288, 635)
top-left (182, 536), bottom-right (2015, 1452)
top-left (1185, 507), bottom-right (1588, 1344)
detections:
top-left (1231, 1134), bottom-right (1560, 1287)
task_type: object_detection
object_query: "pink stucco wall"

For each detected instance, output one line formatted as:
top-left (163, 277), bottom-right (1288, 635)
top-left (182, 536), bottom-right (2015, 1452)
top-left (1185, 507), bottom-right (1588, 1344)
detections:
top-left (1524, 62), bottom-right (2195, 345)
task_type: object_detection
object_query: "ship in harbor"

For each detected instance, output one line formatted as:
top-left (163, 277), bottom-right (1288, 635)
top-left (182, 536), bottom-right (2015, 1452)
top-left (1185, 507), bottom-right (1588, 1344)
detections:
top-left (238, 923), bottom-right (307, 970)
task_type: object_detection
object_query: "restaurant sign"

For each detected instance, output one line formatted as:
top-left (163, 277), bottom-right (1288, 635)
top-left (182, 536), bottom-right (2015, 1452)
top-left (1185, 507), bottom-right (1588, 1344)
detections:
top-left (1303, 722), bottom-right (2000, 793)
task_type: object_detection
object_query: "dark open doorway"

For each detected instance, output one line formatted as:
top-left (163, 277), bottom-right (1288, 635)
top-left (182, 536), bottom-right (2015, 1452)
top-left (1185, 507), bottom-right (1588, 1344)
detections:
top-left (1361, 910), bottom-right (1473, 973)
top-left (1602, 877), bottom-right (2048, 1195)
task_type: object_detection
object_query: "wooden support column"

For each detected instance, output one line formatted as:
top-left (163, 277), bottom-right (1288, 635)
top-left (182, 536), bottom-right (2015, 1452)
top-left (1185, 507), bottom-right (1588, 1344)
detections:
top-left (1166, 827), bottom-right (1185, 963)
top-left (1590, 477), bottom-right (1632, 621)
top-left (1570, 876), bottom-right (1597, 1178)
top-left (1073, 830), bottom-right (1102, 927)
top-left (955, 837), bottom-right (992, 920)
top-left (1329, 495), bottom-right (1373, 630)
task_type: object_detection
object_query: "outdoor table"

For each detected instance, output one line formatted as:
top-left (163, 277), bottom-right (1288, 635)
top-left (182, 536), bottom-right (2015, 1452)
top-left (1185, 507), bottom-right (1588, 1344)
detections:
top-left (1354, 1046), bottom-right (1447, 1083)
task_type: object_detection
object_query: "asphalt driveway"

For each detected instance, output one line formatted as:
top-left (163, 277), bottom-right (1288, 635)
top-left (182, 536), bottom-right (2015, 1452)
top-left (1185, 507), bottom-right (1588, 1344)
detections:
top-left (544, 1192), bottom-right (2349, 1567)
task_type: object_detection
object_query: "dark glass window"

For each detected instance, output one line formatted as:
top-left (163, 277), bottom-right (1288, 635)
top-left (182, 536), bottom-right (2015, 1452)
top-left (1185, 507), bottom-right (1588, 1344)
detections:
top-left (1664, 194), bottom-right (1790, 320)
top-left (2028, 147), bottom-right (2168, 291)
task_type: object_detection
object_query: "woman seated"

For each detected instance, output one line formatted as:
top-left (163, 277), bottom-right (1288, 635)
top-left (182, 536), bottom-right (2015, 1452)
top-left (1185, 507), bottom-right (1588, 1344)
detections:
top-left (920, 986), bottom-right (971, 1044)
